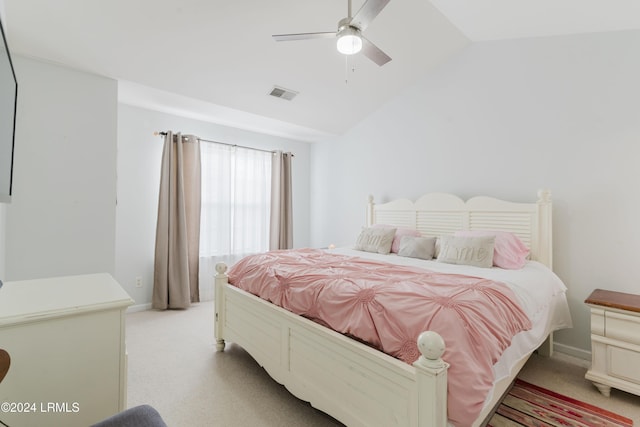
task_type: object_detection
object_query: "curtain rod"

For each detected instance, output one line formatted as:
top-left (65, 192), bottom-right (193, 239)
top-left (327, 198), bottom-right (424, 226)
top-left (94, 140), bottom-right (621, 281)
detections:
top-left (153, 131), bottom-right (293, 156)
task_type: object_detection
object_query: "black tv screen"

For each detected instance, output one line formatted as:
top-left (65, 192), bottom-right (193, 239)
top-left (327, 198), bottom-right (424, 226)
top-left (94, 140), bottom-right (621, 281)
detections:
top-left (0, 14), bottom-right (17, 203)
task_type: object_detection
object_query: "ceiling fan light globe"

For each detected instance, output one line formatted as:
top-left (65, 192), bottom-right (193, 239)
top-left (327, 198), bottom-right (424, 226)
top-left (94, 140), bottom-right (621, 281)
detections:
top-left (337, 33), bottom-right (362, 55)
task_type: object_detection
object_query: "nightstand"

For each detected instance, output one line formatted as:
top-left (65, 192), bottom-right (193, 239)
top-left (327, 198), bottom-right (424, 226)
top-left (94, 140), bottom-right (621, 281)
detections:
top-left (585, 289), bottom-right (640, 397)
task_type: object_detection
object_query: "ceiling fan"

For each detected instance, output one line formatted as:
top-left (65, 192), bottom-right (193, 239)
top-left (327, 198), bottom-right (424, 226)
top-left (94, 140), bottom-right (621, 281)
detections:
top-left (272, 0), bottom-right (392, 66)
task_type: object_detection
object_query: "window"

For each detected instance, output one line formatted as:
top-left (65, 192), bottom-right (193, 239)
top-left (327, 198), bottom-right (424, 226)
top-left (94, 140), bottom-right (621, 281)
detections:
top-left (199, 144), bottom-right (272, 261)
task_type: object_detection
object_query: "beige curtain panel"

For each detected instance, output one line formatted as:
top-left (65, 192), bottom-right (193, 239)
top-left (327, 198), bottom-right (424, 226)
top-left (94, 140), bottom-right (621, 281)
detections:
top-left (153, 132), bottom-right (202, 309)
top-left (269, 151), bottom-right (293, 250)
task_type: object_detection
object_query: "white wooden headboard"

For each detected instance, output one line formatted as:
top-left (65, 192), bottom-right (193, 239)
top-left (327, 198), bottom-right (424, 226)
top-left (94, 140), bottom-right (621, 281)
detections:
top-left (367, 190), bottom-right (553, 269)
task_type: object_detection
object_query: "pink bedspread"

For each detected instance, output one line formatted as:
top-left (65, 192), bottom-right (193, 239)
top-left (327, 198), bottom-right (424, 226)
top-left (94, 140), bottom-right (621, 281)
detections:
top-left (228, 248), bottom-right (532, 427)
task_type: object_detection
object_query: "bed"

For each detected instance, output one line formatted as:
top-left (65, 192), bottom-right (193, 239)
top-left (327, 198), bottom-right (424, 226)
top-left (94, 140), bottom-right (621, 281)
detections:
top-left (213, 190), bottom-right (572, 427)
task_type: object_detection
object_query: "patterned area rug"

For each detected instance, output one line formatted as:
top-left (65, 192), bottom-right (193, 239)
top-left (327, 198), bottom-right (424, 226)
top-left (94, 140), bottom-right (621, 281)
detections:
top-left (488, 379), bottom-right (633, 427)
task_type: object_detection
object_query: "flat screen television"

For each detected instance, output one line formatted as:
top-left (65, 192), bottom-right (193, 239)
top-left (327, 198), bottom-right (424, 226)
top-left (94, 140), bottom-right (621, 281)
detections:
top-left (0, 14), bottom-right (17, 203)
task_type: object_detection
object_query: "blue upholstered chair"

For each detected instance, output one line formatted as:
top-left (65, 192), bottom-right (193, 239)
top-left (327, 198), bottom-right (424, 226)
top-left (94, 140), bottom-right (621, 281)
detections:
top-left (91, 405), bottom-right (168, 427)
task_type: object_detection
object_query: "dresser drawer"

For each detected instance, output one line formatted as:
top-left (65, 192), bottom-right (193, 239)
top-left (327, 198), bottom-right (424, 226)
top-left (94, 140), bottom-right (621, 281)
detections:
top-left (606, 311), bottom-right (640, 346)
top-left (609, 345), bottom-right (640, 384)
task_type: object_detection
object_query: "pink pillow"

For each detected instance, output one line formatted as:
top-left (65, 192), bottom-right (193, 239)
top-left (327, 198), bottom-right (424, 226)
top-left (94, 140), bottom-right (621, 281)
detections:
top-left (373, 225), bottom-right (421, 253)
top-left (454, 230), bottom-right (529, 269)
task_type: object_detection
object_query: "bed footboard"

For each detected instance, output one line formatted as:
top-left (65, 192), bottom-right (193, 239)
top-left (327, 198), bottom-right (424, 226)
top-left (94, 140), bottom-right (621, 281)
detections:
top-left (214, 263), bottom-right (450, 427)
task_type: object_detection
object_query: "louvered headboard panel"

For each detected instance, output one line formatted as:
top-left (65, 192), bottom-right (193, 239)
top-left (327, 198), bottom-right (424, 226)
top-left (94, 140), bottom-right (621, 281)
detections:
top-left (367, 191), bottom-right (553, 268)
top-left (416, 212), bottom-right (466, 237)
top-left (373, 210), bottom-right (416, 229)
top-left (468, 212), bottom-right (534, 249)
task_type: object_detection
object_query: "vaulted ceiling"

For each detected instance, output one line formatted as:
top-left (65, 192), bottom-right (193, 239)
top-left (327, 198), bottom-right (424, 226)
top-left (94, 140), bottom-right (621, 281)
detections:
top-left (4, 0), bottom-right (640, 141)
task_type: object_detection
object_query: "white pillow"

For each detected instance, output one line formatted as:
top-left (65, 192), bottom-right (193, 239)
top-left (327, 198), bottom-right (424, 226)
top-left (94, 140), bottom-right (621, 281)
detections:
top-left (354, 227), bottom-right (396, 254)
top-left (398, 236), bottom-right (437, 260)
top-left (437, 235), bottom-right (495, 268)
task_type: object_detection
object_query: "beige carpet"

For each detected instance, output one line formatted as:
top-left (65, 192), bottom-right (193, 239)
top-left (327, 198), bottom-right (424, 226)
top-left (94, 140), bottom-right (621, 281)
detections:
top-left (125, 301), bottom-right (640, 426)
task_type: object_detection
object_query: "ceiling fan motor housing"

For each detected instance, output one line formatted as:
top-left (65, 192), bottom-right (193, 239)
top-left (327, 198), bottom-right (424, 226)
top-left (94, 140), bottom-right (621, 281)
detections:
top-left (338, 17), bottom-right (360, 33)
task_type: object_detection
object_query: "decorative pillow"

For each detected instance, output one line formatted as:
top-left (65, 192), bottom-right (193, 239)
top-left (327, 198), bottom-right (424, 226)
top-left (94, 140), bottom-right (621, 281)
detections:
top-left (373, 225), bottom-right (421, 253)
top-left (437, 235), bottom-right (495, 268)
top-left (454, 230), bottom-right (529, 269)
top-left (397, 236), bottom-right (437, 260)
top-left (354, 227), bottom-right (396, 254)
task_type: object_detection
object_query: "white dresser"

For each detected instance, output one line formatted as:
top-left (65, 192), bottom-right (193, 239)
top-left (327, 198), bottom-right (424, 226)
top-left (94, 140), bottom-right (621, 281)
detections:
top-left (585, 288), bottom-right (640, 398)
top-left (0, 273), bottom-right (133, 427)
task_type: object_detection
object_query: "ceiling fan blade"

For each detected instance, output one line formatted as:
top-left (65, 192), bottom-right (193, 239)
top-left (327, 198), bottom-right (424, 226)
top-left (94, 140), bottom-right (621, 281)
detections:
top-left (361, 37), bottom-right (391, 66)
top-left (350, 0), bottom-right (390, 31)
top-left (272, 32), bottom-right (336, 42)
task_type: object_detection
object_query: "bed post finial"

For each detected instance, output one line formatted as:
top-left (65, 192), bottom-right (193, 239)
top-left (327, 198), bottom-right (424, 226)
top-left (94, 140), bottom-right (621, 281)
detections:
top-left (367, 195), bottom-right (375, 226)
top-left (416, 331), bottom-right (446, 369)
top-left (215, 263), bottom-right (228, 275)
top-left (537, 189), bottom-right (551, 204)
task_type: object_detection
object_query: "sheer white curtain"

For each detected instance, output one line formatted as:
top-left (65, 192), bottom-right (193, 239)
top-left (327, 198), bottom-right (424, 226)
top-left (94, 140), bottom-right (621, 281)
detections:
top-left (198, 144), bottom-right (272, 300)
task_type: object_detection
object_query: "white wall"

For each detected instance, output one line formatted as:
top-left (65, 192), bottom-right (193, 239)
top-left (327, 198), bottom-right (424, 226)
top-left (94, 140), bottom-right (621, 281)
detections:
top-left (116, 104), bottom-right (311, 307)
top-left (0, 0), bottom-right (7, 281)
top-left (5, 56), bottom-right (117, 280)
top-left (311, 30), bottom-right (640, 357)
top-left (0, 205), bottom-right (5, 281)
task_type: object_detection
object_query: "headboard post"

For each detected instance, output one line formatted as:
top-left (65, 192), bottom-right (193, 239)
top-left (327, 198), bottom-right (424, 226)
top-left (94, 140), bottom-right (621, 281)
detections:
top-left (366, 194), bottom-right (375, 227)
top-left (536, 189), bottom-right (553, 269)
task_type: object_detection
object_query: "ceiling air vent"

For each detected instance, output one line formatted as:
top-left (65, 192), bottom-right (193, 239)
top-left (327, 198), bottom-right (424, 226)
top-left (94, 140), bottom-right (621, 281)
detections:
top-left (269, 86), bottom-right (298, 101)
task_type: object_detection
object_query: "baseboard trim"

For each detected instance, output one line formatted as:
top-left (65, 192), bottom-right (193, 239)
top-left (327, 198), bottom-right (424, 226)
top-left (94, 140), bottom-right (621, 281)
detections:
top-left (127, 303), bottom-right (152, 313)
top-left (553, 342), bottom-right (591, 367)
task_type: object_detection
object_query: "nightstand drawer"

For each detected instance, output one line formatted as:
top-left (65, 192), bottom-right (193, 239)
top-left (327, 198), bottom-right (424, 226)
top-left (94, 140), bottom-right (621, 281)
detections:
top-left (609, 345), bottom-right (640, 383)
top-left (606, 311), bottom-right (640, 346)
top-left (590, 308), bottom-right (605, 335)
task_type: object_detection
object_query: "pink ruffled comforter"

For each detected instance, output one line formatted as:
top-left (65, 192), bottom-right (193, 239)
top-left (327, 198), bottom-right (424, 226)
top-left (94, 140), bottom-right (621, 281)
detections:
top-left (228, 248), bottom-right (532, 427)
